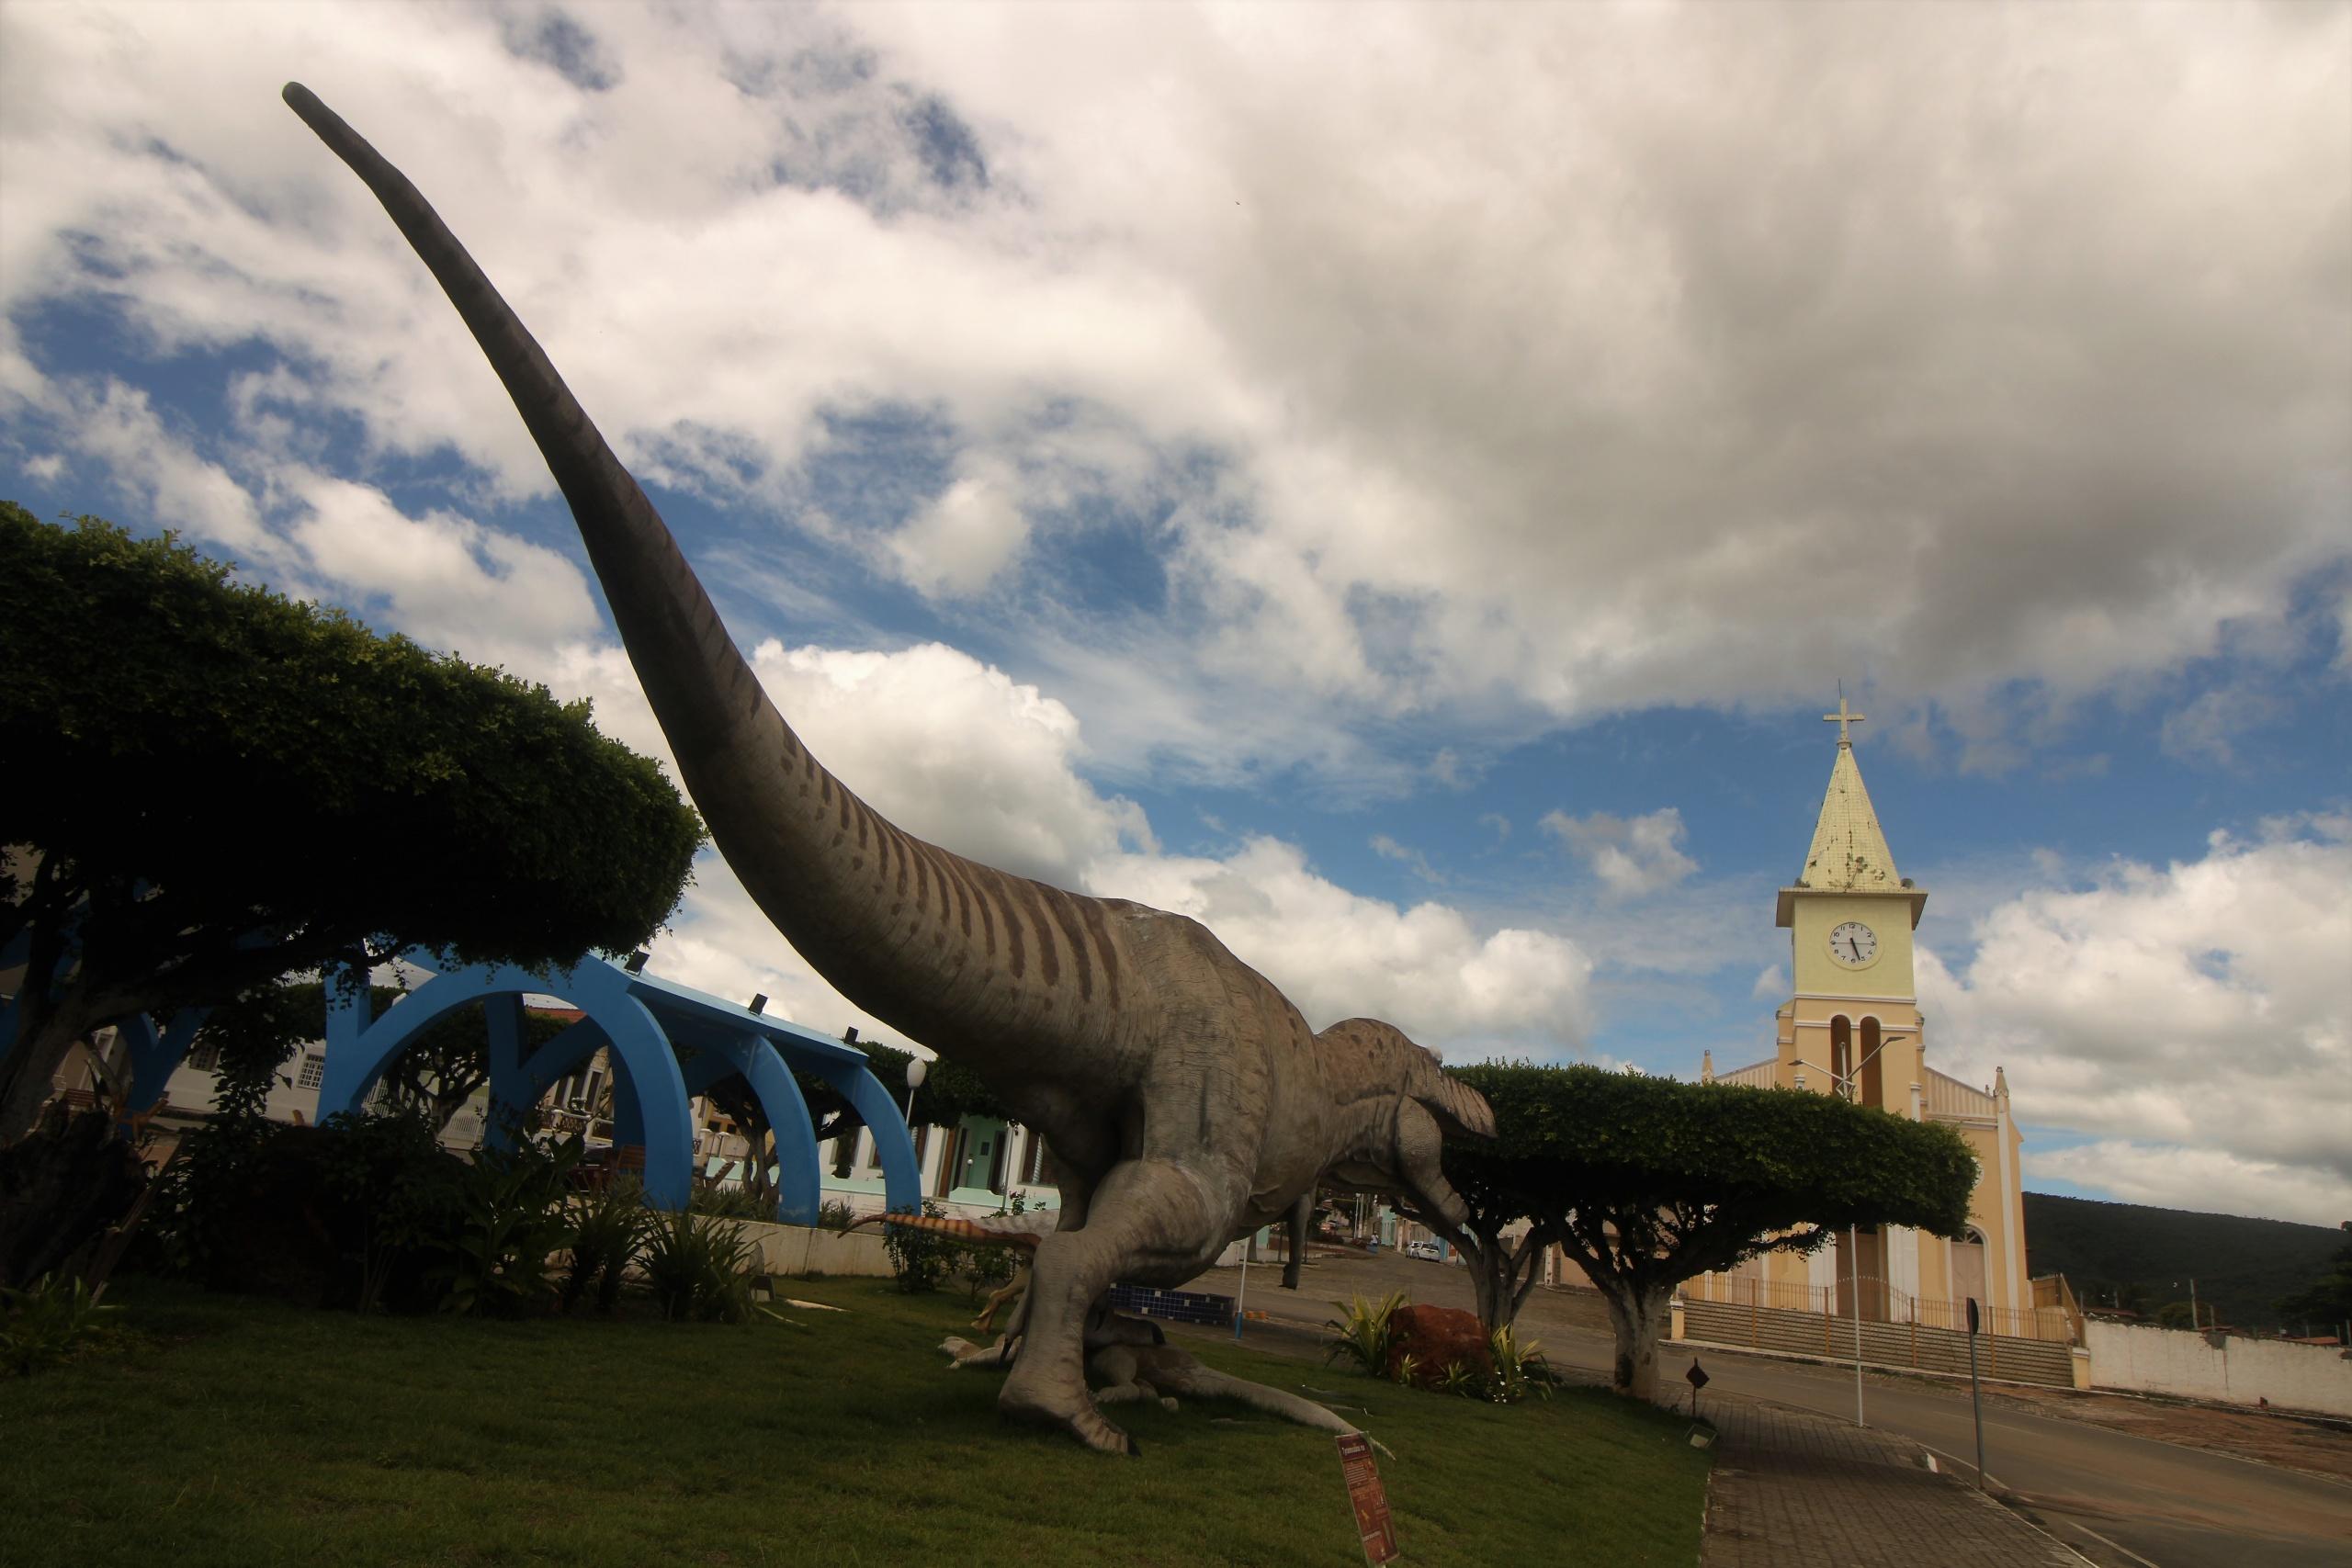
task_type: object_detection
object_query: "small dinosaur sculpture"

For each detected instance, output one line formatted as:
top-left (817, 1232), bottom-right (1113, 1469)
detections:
top-left (847, 1209), bottom-right (1052, 1341)
top-left (281, 83), bottom-right (1495, 1457)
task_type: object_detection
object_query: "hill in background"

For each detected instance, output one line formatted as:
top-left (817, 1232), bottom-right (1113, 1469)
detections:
top-left (2024, 1191), bottom-right (2345, 1332)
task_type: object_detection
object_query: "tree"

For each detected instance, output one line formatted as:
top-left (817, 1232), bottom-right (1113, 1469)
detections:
top-left (1430, 1063), bottom-right (1977, 1399)
top-left (2276, 1236), bottom-right (2352, 1334)
top-left (0, 506), bottom-right (705, 1140)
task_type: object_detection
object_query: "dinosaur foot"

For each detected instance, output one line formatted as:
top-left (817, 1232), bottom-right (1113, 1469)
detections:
top-left (940, 1334), bottom-right (1020, 1370)
top-left (1000, 1380), bottom-right (1139, 1457)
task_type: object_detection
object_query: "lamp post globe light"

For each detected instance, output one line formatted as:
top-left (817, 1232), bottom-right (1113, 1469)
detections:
top-left (903, 1055), bottom-right (927, 1126)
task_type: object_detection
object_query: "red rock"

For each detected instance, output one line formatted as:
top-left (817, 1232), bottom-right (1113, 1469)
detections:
top-left (1384, 1303), bottom-right (1494, 1387)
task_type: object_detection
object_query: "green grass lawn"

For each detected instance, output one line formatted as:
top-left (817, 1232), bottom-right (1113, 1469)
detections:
top-left (0, 1276), bottom-right (1707, 1567)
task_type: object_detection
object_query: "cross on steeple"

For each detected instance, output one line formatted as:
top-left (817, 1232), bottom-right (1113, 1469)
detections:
top-left (1823, 695), bottom-right (1865, 747)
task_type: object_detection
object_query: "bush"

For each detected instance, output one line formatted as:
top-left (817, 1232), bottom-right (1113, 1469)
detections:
top-left (0, 1104), bottom-right (147, 1291)
top-left (1485, 1325), bottom-right (1555, 1404)
top-left (880, 1199), bottom-right (963, 1294)
top-left (564, 1180), bottom-right (647, 1314)
top-left (431, 1134), bottom-right (582, 1317)
top-left (314, 1111), bottom-right (469, 1312)
top-left (0, 1272), bottom-right (124, 1377)
top-left (816, 1199), bottom-right (859, 1232)
top-left (640, 1209), bottom-right (761, 1323)
top-left (688, 1184), bottom-right (771, 1222)
top-left (140, 1111), bottom-right (467, 1312)
top-left (1323, 1291), bottom-right (1408, 1375)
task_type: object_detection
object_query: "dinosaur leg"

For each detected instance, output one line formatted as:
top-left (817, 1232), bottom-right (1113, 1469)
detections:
top-left (973, 1266), bottom-right (1027, 1334)
top-left (1085, 1344), bottom-right (1180, 1413)
top-left (997, 1159), bottom-right (1223, 1456)
top-left (1282, 1190), bottom-right (1311, 1290)
top-left (991, 1168), bottom-right (1093, 1366)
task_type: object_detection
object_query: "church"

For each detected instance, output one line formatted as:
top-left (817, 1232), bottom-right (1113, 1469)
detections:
top-left (1681, 701), bottom-right (2032, 1333)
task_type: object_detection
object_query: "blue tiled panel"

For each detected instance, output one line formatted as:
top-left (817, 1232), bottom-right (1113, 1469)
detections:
top-left (1108, 1284), bottom-right (1236, 1326)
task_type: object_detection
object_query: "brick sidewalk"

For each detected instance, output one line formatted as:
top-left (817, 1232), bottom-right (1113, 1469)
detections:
top-left (1700, 1392), bottom-right (2085, 1566)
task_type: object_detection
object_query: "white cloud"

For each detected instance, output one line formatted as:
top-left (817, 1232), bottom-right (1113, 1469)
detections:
top-left (747, 639), bottom-right (1152, 888)
top-left (1369, 833), bottom-right (1442, 884)
top-left (1921, 818), bottom-right (2352, 1222)
top-left (2157, 686), bottom-right (2285, 768)
top-left (1541, 807), bottom-right (1700, 897)
top-left (2, 3), bottom-right (2339, 780)
top-left (2027, 1141), bottom-right (2352, 1230)
top-left (885, 451), bottom-right (1029, 598)
top-left (1751, 964), bottom-right (1789, 1001)
top-left (34, 378), bottom-right (287, 570)
top-left (287, 475), bottom-right (601, 660)
top-left (1084, 837), bottom-right (1593, 1055)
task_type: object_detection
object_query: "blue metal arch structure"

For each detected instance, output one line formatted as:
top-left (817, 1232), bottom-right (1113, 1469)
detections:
top-left (318, 953), bottom-right (922, 1221)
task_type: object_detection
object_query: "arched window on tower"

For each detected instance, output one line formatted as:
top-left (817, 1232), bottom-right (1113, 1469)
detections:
top-left (1860, 1016), bottom-right (1884, 1110)
top-left (1829, 1015), bottom-right (1853, 1096)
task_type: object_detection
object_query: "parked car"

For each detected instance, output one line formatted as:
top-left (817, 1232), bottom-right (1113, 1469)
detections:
top-left (1404, 1239), bottom-right (1443, 1261)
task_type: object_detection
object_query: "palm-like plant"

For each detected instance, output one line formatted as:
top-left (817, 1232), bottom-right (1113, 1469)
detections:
top-left (1322, 1290), bottom-right (1409, 1375)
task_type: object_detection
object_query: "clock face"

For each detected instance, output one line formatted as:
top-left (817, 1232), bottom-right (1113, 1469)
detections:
top-left (1829, 920), bottom-right (1878, 966)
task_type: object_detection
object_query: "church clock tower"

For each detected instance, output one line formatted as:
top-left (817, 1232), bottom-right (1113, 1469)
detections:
top-left (1771, 697), bottom-right (1928, 1113)
top-left (1686, 698), bottom-right (2035, 1328)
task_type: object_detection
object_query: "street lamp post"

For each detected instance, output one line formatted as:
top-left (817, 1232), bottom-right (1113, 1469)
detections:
top-left (1790, 1031), bottom-right (1909, 1430)
top-left (902, 1056), bottom-right (930, 1199)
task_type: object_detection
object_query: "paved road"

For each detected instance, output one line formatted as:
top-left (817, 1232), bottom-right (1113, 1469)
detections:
top-left (1189, 1251), bottom-right (2352, 1568)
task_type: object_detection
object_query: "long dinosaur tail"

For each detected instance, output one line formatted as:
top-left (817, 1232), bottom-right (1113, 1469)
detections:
top-left (280, 84), bottom-right (1136, 1062)
top-left (849, 1211), bottom-right (1052, 1249)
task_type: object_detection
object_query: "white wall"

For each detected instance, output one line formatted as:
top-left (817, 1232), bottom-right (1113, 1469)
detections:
top-left (2087, 1320), bottom-right (2352, 1417)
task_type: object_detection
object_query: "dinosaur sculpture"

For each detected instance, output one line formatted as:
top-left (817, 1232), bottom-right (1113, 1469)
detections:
top-left (281, 83), bottom-right (1495, 1457)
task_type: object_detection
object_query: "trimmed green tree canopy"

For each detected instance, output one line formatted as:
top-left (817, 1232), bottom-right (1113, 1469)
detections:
top-left (0, 505), bottom-right (704, 1136)
top-left (1435, 1062), bottom-right (1978, 1393)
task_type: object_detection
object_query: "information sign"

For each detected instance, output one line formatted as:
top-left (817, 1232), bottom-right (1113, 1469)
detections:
top-left (1334, 1432), bottom-right (1398, 1564)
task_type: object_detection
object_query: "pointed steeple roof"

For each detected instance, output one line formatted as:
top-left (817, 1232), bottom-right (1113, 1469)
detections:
top-left (1776, 698), bottom-right (1927, 929)
top-left (1800, 739), bottom-right (1902, 891)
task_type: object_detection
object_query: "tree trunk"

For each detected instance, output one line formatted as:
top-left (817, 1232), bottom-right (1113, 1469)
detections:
top-left (0, 1102), bottom-right (147, 1287)
top-left (1598, 1281), bottom-right (1673, 1400)
top-left (0, 1005), bottom-right (91, 1143)
top-left (1461, 1227), bottom-right (1536, 1336)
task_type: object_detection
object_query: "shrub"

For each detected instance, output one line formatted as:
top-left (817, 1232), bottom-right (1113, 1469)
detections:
top-left (1323, 1291), bottom-right (1408, 1375)
top-left (431, 1134), bottom-right (582, 1317)
top-left (1, 1273), bottom-right (123, 1376)
top-left (688, 1184), bottom-right (771, 1222)
top-left (640, 1209), bottom-right (761, 1323)
top-left (815, 1199), bottom-right (859, 1233)
top-left (138, 1110), bottom-right (467, 1312)
top-left (1486, 1325), bottom-right (1555, 1404)
top-left (564, 1180), bottom-right (647, 1314)
top-left (880, 1199), bottom-right (963, 1294)
top-left (313, 1110), bottom-right (469, 1312)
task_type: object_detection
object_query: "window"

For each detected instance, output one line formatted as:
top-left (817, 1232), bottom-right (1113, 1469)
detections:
top-left (296, 1053), bottom-right (326, 1090)
top-left (187, 1042), bottom-right (221, 1074)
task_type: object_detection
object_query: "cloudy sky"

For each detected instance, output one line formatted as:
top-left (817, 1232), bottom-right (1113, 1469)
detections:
top-left (3, 2), bottom-right (2346, 1226)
